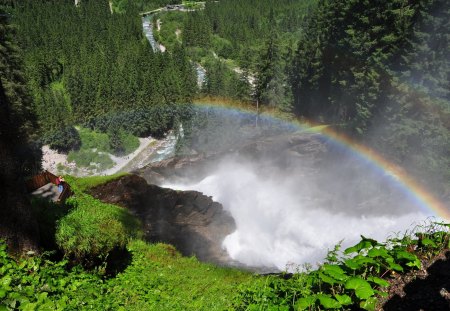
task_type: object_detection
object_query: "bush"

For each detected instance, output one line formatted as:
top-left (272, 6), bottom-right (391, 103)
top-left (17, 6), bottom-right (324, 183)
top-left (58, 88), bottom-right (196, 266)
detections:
top-left (44, 126), bottom-right (81, 153)
top-left (120, 131), bottom-right (140, 154)
top-left (56, 194), bottom-right (142, 263)
top-left (78, 127), bottom-right (111, 153)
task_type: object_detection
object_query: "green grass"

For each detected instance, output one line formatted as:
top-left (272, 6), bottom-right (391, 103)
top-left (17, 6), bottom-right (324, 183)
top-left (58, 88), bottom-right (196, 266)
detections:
top-left (66, 174), bottom-right (128, 192)
top-left (66, 127), bottom-right (140, 169)
top-left (98, 241), bottom-right (252, 310)
top-left (3, 220), bottom-right (449, 310)
top-left (67, 149), bottom-right (114, 170)
top-left (56, 195), bottom-right (142, 261)
top-left (55, 175), bottom-right (142, 262)
top-left (78, 127), bottom-right (111, 153)
top-left (120, 131), bottom-right (140, 155)
top-left (3, 172), bottom-right (450, 310)
top-left (0, 239), bottom-right (253, 310)
top-left (9, 175), bottom-right (450, 310)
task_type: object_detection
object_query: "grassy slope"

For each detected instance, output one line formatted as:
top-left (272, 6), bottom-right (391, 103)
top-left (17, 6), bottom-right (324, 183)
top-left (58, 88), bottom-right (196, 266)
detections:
top-left (3, 175), bottom-right (449, 310)
top-left (101, 241), bottom-right (252, 310)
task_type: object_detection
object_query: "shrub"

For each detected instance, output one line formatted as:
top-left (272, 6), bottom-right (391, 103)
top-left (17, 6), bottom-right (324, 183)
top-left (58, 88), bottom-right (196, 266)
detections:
top-left (120, 131), bottom-right (140, 155)
top-left (44, 126), bottom-right (81, 153)
top-left (56, 194), bottom-right (142, 263)
top-left (78, 127), bottom-right (111, 153)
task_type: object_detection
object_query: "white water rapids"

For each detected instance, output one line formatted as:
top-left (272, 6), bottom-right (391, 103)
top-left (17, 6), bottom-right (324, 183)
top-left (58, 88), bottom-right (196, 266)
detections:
top-left (164, 158), bottom-right (429, 271)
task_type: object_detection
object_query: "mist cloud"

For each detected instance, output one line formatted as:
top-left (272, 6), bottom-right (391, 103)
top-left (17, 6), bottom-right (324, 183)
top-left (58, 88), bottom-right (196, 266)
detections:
top-left (165, 155), bottom-right (430, 271)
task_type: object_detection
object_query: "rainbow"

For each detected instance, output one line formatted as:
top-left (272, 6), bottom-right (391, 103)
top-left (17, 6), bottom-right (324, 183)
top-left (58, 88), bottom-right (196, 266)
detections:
top-left (192, 101), bottom-right (450, 221)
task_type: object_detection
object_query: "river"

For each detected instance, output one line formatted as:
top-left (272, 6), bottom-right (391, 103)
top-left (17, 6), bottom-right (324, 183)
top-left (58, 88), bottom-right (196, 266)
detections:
top-left (141, 10), bottom-right (206, 87)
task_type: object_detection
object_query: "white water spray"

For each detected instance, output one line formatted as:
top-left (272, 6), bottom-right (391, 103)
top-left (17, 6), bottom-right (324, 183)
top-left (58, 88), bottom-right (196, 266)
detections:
top-left (165, 158), bottom-right (429, 271)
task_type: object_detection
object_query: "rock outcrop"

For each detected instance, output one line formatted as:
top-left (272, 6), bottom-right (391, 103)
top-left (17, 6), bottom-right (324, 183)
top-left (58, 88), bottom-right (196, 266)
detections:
top-left (90, 174), bottom-right (235, 264)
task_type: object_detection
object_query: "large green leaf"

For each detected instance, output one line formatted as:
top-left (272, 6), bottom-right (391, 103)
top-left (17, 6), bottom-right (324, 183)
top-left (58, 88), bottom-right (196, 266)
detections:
top-left (367, 247), bottom-right (389, 258)
top-left (334, 294), bottom-right (352, 305)
top-left (421, 238), bottom-right (437, 247)
top-left (367, 276), bottom-right (390, 287)
top-left (319, 272), bottom-right (338, 285)
top-left (321, 264), bottom-right (348, 281)
top-left (344, 256), bottom-right (376, 270)
top-left (395, 250), bottom-right (421, 268)
top-left (317, 294), bottom-right (342, 309)
top-left (360, 296), bottom-right (377, 311)
top-left (385, 257), bottom-right (403, 272)
top-left (295, 296), bottom-right (316, 310)
top-left (345, 277), bottom-right (375, 300)
top-left (344, 236), bottom-right (378, 254)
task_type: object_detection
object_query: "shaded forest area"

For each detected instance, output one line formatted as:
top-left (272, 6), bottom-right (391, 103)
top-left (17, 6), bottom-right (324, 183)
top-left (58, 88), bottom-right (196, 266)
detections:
top-left (0, 10), bottom-right (40, 252)
top-left (165, 0), bottom-right (449, 197)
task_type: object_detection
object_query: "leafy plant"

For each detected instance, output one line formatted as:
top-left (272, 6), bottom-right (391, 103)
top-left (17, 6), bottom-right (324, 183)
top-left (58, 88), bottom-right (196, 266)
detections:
top-left (235, 222), bottom-right (450, 310)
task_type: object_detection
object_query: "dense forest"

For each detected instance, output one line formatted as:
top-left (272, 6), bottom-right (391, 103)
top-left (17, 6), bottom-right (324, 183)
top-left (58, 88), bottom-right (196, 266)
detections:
top-left (10, 0), bottom-right (196, 153)
top-left (156, 0), bottom-right (450, 196)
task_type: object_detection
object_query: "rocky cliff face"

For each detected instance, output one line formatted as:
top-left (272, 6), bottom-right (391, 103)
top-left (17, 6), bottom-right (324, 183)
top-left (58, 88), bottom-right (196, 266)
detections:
top-left (90, 174), bottom-right (235, 264)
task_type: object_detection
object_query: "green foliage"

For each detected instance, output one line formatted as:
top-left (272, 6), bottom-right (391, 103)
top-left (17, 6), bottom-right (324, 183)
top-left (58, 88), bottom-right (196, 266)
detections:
top-left (290, 0), bottom-right (450, 194)
top-left (183, 11), bottom-right (211, 49)
top-left (234, 222), bottom-right (450, 310)
top-left (119, 130), bottom-right (140, 155)
top-left (66, 174), bottom-right (127, 193)
top-left (156, 11), bottom-right (185, 50)
top-left (43, 126), bottom-right (81, 153)
top-left (0, 241), bottom-right (102, 311)
top-left (156, 0), bottom-right (314, 103)
top-left (55, 180), bottom-right (142, 263)
top-left (78, 127), bottom-right (111, 153)
top-left (0, 8), bottom-right (40, 175)
top-left (112, 0), bottom-right (181, 13)
top-left (67, 149), bottom-right (114, 170)
top-left (0, 239), bottom-right (252, 310)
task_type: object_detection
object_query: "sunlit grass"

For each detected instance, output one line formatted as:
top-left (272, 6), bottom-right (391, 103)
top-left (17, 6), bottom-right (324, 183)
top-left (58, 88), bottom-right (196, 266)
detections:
top-left (65, 173), bottom-right (128, 193)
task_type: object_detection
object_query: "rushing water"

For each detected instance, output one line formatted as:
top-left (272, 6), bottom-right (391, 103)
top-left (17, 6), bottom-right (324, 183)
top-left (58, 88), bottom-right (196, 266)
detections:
top-left (142, 15), bottom-right (160, 52)
top-left (142, 13), bottom-right (205, 87)
top-left (164, 106), bottom-right (435, 271)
